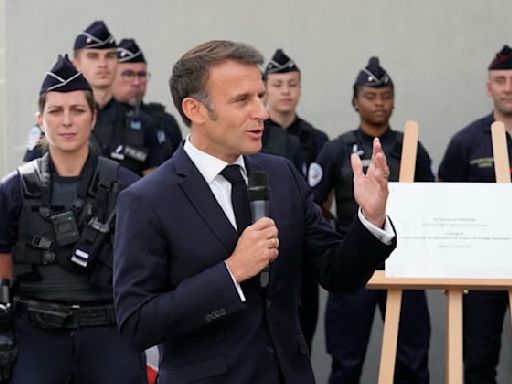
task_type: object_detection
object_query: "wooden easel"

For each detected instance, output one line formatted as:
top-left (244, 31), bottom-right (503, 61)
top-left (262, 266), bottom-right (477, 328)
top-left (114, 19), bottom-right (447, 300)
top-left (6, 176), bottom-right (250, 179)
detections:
top-left (367, 120), bottom-right (512, 384)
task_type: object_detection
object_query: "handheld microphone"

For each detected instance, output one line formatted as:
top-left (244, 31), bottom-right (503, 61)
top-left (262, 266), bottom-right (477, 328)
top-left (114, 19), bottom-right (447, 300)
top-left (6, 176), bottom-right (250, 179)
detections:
top-left (248, 171), bottom-right (270, 288)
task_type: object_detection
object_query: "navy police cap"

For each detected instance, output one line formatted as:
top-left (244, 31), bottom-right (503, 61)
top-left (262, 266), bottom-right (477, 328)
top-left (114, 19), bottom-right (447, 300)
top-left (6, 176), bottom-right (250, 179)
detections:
top-left (40, 54), bottom-right (92, 94)
top-left (354, 56), bottom-right (393, 89)
top-left (118, 38), bottom-right (146, 64)
top-left (489, 45), bottom-right (512, 70)
top-left (73, 20), bottom-right (117, 50)
top-left (263, 49), bottom-right (300, 78)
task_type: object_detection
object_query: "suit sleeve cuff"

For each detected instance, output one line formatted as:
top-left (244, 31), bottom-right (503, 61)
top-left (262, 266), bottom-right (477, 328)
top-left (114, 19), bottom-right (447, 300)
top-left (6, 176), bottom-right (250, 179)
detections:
top-left (224, 261), bottom-right (246, 302)
top-left (358, 208), bottom-right (395, 245)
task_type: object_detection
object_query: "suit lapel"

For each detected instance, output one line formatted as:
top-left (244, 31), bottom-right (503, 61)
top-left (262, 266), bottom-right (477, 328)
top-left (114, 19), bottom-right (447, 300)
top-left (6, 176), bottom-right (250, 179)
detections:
top-left (174, 147), bottom-right (238, 253)
top-left (174, 149), bottom-right (276, 296)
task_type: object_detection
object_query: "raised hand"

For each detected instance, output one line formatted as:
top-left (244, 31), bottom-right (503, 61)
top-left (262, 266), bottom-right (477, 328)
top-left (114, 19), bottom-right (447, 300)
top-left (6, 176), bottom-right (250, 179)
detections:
top-left (351, 137), bottom-right (389, 228)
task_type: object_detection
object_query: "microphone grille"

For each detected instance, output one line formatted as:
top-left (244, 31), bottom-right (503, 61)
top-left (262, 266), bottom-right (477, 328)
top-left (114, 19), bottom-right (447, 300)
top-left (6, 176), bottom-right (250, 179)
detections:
top-left (248, 171), bottom-right (269, 201)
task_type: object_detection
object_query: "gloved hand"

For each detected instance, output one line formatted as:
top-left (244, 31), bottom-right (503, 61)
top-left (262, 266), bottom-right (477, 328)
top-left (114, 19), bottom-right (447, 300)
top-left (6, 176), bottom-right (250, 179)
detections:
top-left (0, 331), bottom-right (17, 382)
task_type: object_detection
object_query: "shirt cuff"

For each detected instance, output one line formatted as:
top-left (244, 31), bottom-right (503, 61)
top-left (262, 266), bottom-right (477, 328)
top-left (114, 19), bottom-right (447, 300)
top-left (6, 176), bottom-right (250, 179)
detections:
top-left (224, 261), bottom-right (246, 302)
top-left (358, 208), bottom-right (395, 245)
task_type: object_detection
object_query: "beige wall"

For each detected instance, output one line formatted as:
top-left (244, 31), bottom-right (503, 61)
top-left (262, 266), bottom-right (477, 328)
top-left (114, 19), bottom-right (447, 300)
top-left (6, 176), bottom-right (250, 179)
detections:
top-left (2, 0), bottom-right (512, 175)
top-left (2, 1), bottom-right (512, 382)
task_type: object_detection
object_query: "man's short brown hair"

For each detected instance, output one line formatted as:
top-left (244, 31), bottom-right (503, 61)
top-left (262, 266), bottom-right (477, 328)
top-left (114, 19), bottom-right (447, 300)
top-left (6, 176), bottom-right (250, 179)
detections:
top-left (169, 40), bottom-right (264, 127)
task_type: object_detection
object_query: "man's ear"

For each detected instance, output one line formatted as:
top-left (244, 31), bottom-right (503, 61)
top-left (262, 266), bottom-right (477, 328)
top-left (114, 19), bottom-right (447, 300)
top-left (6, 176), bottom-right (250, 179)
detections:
top-left (486, 80), bottom-right (492, 98)
top-left (352, 98), bottom-right (359, 112)
top-left (182, 97), bottom-right (207, 125)
top-left (72, 52), bottom-right (82, 72)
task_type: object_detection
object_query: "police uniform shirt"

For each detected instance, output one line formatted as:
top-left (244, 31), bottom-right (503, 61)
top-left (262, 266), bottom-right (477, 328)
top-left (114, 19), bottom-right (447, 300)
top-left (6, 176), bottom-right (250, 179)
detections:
top-left (311, 127), bottom-right (434, 225)
top-left (0, 158), bottom-right (139, 302)
top-left (261, 120), bottom-right (305, 174)
top-left (279, 116), bottom-right (329, 165)
top-left (141, 102), bottom-right (183, 161)
top-left (438, 114), bottom-right (510, 182)
top-left (93, 98), bottom-right (162, 173)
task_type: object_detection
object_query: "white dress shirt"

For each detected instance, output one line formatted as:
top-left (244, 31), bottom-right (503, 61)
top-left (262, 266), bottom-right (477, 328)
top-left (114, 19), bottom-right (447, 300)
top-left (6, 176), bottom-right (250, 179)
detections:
top-left (183, 137), bottom-right (395, 301)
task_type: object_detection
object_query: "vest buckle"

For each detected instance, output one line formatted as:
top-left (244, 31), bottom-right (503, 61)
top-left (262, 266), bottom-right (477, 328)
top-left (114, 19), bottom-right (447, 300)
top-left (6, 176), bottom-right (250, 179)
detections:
top-left (87, 217), bottom-right (109, 234)
top-left (31, 236), bottom-right (53, 250)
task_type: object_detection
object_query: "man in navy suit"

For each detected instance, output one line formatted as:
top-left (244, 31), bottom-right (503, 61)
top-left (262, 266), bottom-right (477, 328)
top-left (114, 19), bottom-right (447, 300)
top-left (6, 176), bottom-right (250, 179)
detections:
top-left (113, 40), bottom-right (396, 384)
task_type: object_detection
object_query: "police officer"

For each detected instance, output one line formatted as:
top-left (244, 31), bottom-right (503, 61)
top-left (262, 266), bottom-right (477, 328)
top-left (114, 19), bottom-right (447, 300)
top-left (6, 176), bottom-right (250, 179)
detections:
top-left (25, 21), bottom-right (162, 175)
top-left (262, 49), bottom-right (329, 350)
top-left (261, 50), bottom-right (305, 174)
top-left (311, 57), bottom-right (432, 384)
top-left (264, 49), bottom-right (329, 171)
top-left (113, 38), bottom-right (183, 162)
top-left (0, 55), bottom-right (147, 383)
top-left (439, 45), bottom-right (512, 384)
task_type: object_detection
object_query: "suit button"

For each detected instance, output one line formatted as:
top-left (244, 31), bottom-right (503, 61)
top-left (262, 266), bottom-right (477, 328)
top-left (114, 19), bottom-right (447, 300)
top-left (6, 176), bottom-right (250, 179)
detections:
top-left (266, 299), bottom-right (272, 309)
top-left (266, 345), bottom-right (276, 357)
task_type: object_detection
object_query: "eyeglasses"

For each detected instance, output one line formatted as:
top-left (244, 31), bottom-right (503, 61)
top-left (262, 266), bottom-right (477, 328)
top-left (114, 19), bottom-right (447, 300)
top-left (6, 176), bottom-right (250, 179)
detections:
top-left (120, 70), bottom-right (151, 80)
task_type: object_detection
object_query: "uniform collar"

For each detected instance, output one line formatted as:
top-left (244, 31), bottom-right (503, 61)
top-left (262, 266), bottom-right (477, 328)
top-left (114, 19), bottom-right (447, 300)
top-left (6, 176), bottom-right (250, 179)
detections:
top-left (357, 126), bottom-right (394, 142)
top-left (482, 113), bottom-right (497, 132)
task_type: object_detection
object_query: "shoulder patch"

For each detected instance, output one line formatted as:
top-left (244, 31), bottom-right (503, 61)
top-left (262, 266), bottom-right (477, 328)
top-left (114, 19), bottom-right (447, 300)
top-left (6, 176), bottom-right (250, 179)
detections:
top-left (157, 129), bottom-right (166, 144)
top-left (308, 162), bottom-right (323, 188)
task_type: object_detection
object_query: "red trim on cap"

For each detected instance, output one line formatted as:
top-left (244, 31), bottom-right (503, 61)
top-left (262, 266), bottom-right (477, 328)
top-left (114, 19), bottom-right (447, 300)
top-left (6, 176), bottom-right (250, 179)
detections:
top-left (490, 52), bottom-right (512, 68)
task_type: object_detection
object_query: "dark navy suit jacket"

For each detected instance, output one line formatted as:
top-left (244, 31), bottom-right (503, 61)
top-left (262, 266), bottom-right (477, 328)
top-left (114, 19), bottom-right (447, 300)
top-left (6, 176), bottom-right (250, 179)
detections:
top-left (113, 145), bottom-right (395, 384)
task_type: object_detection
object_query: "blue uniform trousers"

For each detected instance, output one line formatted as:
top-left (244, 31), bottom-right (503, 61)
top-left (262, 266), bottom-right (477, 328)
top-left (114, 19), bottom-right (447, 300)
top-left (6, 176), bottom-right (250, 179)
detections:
top-left (325, 288), bottom-right (430, 384)
top-left (463, 290), bottom-right (508, 384)
top-left (11, 319), bottom-right (147, 384)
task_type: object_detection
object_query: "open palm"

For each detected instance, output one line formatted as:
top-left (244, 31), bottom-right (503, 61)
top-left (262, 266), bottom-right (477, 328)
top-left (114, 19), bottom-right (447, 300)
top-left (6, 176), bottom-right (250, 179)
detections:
top-left (352, 138), bottom-right (389, 228)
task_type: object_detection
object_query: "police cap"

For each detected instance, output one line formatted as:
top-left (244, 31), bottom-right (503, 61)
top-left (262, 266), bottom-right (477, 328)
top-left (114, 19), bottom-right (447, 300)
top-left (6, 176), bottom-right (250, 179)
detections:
top-left (263, 49), bottom-right (300, 79)
top-left (118, 38), bottom-right (146, 64)
top-left (73, 20), bottom-right (117, 50)
top-left (353, 56), bottom-right (393, 98)
top-left (489, 45), bottom-right (512, 70)
top-left (40, 54), bottom-right (92, 94)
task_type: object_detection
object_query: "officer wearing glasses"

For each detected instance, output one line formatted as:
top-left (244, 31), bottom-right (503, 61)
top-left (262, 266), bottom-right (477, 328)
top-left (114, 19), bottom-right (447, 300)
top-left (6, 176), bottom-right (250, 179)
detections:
top-left (24, 21), bottom-right (162, 176)
top-left (112, 38), bottom-right (183, 162)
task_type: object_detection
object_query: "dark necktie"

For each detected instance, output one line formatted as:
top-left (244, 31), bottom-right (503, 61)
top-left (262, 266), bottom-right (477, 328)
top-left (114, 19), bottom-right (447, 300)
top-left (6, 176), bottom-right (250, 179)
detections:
top-left (221, 164), bottom-right (251, 234)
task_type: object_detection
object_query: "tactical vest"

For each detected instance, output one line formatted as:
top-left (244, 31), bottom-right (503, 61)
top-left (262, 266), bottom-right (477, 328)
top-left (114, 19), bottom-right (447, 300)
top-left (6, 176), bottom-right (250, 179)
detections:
top-left (143, 102), bottom-right (181, 161)
top-left (293, 120), bottom-right (316, 166)
top-left (334, 130), bottom-right (402, 232)
top-left (91, 102), bottom-right (149, 174)
top-left (262, 124), bottom-right (289, 158)
top-left (13, 153), bottom-right (120, 288)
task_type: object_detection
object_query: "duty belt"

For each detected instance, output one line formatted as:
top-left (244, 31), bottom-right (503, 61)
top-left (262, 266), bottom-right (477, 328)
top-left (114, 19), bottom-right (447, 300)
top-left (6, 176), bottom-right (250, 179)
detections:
top-left (15, 298), bottom-right (116, 329)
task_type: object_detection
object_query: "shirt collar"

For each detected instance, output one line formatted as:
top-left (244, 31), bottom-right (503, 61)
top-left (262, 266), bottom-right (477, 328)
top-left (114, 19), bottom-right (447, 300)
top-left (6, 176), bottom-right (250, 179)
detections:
top-left (183, 136), bottom-right (247, 183)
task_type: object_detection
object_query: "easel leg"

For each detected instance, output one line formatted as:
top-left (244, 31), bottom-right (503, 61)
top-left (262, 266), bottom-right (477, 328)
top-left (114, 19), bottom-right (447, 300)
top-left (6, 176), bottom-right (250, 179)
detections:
top-left (378, 289), bottom-right (402, 384)
top-left (446, 289), bottom-right (463, 384)
top-left (508, 290), bottom-right (512, 321)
